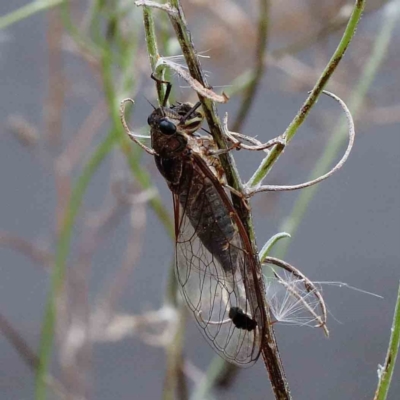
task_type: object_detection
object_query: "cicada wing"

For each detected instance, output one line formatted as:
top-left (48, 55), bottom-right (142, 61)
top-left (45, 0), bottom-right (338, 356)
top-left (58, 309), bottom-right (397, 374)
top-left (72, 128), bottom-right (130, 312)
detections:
top-left (173, 182), bottom-right (263, 367)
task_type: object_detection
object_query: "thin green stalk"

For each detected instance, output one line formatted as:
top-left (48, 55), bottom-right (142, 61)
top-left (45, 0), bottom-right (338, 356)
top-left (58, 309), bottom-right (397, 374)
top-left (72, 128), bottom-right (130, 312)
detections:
top-left (0, 0), bottom-right (64, 29)
top-left (248, 0), bottom-right (365, 189)
top-left (374, 283), bottom-right (400, 400)
top-left (35, 131), bottom-right (117, 400)
top-left (232, 0), bottom-right (270, 132)
top-left (142, 6), bottom-right (166, 102)
top-left (274, 2), bottom-right (399, 258)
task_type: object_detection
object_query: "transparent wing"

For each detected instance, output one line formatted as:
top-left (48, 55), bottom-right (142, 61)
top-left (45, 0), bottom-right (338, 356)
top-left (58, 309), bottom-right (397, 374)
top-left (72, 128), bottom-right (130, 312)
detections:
top-left (174, 170), bottom-right (263, 367)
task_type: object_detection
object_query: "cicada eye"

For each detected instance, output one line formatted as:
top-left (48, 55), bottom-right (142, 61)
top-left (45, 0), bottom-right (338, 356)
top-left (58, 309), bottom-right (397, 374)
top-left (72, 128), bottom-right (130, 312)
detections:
top-left (159, 118), bottom-right (177, 136)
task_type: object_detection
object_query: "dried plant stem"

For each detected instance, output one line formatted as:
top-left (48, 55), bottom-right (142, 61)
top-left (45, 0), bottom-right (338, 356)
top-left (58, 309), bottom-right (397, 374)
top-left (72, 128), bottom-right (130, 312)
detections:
top-left (0, 312), bottom-right (67, 399)
top-left (374, 283), bottom-right (400, 400)
top-left (232, 0), bottom-right (269, 132)
top-left (45, 7), bottom-right (65, 146)
top-left (0, 232), bottom-right (52, 268)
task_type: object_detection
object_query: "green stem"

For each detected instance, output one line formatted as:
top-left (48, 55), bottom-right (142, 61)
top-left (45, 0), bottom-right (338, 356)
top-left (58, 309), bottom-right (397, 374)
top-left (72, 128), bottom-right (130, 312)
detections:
top-left (374, 283), bottom-right (400, 400)
top-left (101, 33), bottom-right (174, 238)
top-left (274, 1), bottom-right (398, 258)
top-left (36, 7), bottom-right (173, 397)
top-left (0, 0), bottom-right (64, 29)
top-left (248, 0), bottom-right (365, 189)
top-left (35, 132), bottom-right (117, 400)
top-left (142, 6), bottom-right (166, 102)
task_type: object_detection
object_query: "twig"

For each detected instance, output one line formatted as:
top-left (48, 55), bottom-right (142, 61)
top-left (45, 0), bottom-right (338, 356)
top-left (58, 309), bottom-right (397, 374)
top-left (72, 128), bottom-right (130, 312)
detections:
top-left (45, 7), bottom-right (65, 146)
top-left (0, 232), bottom-right (52, 268)
top-left (0, 312), bottom-right (68, 399)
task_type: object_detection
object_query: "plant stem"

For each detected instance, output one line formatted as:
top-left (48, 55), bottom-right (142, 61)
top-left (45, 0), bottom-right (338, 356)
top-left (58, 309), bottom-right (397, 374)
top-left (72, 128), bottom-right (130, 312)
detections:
top-left (142, 6), bottom-right (166, 102)
top-left (248, 0), bottom-right (365, 189)
top-left (35, 131), bottom-right (117, 400)
top-left (374, 283), bottom-right (400, 400)
top-left (274, 0), bottom-right (398, 259)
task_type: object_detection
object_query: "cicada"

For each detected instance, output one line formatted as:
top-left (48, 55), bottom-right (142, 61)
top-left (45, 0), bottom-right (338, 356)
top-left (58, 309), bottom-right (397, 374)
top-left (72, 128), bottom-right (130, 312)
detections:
top-left (125, 77), bottom-right (266, 366)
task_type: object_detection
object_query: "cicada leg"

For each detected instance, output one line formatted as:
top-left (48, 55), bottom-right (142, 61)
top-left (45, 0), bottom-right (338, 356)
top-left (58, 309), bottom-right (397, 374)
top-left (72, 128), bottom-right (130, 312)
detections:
top-left (197, 310), bottom-right (231, 326)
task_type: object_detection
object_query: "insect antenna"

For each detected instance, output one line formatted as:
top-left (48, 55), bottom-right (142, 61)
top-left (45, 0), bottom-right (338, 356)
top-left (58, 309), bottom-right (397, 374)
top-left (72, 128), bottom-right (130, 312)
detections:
top-left (144, 96), bottom-right (156, 110)
top-left (180, 101), bottom-right (202, 124)
top-left (200, 127), bottom-right (211, 135)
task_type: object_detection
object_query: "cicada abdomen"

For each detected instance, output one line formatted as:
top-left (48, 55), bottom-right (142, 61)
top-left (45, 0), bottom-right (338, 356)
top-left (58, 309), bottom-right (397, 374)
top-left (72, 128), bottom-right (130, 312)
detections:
top-left (147, 87), bottom-right (265, 366)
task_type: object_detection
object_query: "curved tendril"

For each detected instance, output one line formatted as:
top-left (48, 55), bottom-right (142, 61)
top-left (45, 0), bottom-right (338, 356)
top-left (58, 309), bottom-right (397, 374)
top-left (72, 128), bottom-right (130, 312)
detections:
top-left (119, 98), bottom-right (157, 156)
top-left (197, 310), bottom-right (231, 326)
top-left (263, 256), bottom-right (329, 337)
top-left (223, 112), bottom-right (286, 152)
top-left (247, 90), bottom-right (355, 196)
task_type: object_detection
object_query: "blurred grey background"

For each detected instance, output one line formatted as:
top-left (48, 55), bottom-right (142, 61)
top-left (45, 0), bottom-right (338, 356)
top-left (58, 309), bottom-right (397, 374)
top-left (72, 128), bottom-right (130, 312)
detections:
top-left (0, 1), bottom-right (399, 399)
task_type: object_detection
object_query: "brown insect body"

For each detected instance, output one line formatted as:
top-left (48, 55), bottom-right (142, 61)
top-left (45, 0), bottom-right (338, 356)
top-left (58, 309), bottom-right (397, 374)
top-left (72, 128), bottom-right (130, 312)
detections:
top-left (147, 100), bottom-right (265, 366)
top-left (149, 104), bottom-right (238, 273)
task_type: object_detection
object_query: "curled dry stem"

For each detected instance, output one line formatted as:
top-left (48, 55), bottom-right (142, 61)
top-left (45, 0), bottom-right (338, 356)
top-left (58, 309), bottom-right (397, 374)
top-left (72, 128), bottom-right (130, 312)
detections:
top-left (156, 56), bottom-right (229, 103)
top-left (246, 90), bottom-right (355, 196)
top-left (264, 257), bottom-right (329, 337)
top-left (119, 98), bottom-right (156, 156)
top-left (223, 112), bottom-right (286, 152)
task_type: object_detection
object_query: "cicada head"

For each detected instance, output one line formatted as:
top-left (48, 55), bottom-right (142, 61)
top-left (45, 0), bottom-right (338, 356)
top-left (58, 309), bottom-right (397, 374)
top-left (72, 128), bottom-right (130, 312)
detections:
top-left (148, 102), bottom-right (204, 159)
